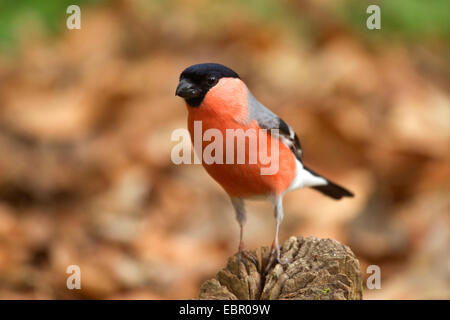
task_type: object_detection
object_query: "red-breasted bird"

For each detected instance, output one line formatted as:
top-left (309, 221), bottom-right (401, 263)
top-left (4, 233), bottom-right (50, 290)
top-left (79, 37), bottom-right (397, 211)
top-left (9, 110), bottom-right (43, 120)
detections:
top-left (176, 63), bottom-right (353, 270)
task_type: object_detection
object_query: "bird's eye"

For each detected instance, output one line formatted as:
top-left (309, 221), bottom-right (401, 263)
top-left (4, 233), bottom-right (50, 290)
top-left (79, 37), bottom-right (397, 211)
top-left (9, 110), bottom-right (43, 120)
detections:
top-left (207, 76), bottom-right (217, 85)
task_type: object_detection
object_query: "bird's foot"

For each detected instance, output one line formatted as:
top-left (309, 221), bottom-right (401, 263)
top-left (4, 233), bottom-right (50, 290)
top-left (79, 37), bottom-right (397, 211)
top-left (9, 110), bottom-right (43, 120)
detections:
top-left (264, 244), bottom-right (288, 274)
top-left (237, 247), bottom-right (259, 268)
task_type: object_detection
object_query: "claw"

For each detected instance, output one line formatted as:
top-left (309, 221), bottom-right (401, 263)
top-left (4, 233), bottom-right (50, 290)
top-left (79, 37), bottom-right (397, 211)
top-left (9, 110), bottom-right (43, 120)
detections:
top-left (264, 247), bottom-right (276, 273)
top-left (245, 251), bottom-right (259, 267)
top-left (264, 243), bottom-right (288, 274)
top-left (277, 256), bottom-right (289, 265)
top-left (237, 249), bottom-right (259, 268)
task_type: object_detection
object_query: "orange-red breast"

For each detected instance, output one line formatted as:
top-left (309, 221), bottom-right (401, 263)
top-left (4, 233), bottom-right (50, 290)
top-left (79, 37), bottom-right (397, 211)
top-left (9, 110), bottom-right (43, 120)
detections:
top-left (176, 63), bottom-right (353, 270)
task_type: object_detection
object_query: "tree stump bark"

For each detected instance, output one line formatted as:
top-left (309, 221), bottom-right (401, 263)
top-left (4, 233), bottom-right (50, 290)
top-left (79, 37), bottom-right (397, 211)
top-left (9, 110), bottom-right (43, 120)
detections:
top-left (199, 236), bottom-right (363, 300)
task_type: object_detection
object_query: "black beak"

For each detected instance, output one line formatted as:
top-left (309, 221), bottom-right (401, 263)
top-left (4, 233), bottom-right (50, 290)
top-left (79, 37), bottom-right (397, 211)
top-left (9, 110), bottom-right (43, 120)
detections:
top-left (175, 79), bottom-right (199, 98)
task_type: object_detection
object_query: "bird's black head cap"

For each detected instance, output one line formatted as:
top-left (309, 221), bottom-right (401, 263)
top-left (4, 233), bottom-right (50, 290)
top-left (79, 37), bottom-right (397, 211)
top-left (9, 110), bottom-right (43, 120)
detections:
top-left (176, 63), bottom-right (239, 107)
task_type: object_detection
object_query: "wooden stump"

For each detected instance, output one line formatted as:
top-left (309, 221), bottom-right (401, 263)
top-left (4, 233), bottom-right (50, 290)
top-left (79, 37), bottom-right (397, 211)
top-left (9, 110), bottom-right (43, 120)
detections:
top-left (199, 236), bottom-right (363, 300)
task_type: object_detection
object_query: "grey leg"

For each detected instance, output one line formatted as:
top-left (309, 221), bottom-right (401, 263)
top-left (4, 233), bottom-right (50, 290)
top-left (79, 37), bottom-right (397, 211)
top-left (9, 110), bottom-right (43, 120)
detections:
top-left (230, 197), bottom-right (246, 252)
top-left (273, 195), bottom-right (284, 262)
top-left (265, 195), bottom-right (287, 273)
top-left (230, 197), bottom-right (258, 266)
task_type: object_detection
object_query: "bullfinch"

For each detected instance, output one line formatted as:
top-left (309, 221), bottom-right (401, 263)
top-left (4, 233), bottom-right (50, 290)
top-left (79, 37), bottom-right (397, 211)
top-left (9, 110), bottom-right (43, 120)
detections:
top-left (176, 63), bottom-right (353, 271)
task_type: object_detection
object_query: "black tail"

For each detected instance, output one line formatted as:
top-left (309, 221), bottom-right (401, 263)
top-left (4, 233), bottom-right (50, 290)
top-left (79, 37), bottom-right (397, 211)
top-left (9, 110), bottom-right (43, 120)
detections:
top-left (305, 167), bottom-right (354, 200)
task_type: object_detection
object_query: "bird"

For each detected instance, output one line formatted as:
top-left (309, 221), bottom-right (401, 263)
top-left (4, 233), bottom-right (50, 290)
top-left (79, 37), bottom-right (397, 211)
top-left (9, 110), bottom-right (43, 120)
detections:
top-left (175, 63), bottom-right (353, 271)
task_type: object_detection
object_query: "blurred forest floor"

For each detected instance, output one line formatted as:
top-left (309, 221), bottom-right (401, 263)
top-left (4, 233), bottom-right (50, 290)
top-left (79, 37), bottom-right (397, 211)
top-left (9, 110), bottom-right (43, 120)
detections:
top-left (0, 0), bottom-right (449, 299)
